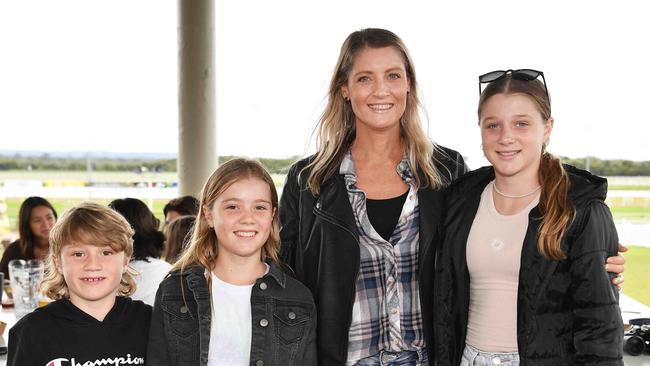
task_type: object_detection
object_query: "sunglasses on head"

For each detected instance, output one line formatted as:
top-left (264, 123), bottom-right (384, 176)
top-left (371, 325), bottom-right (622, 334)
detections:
top-left (478, 69), bottom-right (549, 100)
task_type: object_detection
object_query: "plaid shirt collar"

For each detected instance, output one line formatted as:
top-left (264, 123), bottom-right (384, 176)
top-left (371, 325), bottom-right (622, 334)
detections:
top-left (339, 150), bottom-right (414, 187)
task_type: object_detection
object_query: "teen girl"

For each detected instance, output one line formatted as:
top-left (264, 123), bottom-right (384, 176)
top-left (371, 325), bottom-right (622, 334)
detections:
top-left (147, 158), bottom-right (316, 366)
top-left (8, 202), bottom-right (151, 366)
top-left (434, 70), bottom-right (624, 365)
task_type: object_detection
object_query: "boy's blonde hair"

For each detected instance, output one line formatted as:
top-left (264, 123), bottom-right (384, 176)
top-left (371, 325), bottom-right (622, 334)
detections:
top-left (41, 202), bottom-right (137, 299)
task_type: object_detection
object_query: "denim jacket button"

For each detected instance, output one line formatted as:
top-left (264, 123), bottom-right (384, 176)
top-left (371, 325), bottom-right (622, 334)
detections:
top-left (288, 311), bottom-right (296, 320)
top-left (260, 282), bottom-right (268, 290)
top-left (260, 318), bottom-right (269, 327)
top-left (180, 305), bottom-right (188, 314)
top-left (256, 360), bottom-right (264, 366)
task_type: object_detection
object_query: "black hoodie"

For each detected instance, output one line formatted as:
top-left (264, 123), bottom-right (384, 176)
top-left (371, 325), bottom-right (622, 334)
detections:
top-left (8, 296), bottom-right (151, 366)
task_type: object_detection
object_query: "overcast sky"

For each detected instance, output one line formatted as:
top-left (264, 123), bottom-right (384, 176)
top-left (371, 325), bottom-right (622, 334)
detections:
top-left (1, 0), bottom-right (649, 169)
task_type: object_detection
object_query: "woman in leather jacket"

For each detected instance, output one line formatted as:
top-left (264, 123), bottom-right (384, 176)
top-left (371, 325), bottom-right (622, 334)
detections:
top-left (279, 28), bottom-right (467, 366)
top-left (434, 70), bottom-right (624, 365)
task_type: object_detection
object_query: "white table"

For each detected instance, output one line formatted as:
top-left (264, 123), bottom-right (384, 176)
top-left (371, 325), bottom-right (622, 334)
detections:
top-left (621, 294), bottom-right (650, 365)
top-left (0, 295), bottom-right (648, 365)
top-left (0, 305), bottom-right (16, 366)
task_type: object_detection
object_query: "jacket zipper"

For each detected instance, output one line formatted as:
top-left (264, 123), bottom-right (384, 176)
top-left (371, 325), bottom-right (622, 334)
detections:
top-left (313, 205), bottom-right (360, 364)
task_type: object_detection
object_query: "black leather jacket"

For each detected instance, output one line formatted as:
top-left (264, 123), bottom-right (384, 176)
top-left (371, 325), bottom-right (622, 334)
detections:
top-left (279, 146), bottom-right (467, 365)
top-left (146, 262), bottom-right (317, 366)
top-left (434, 165), bottom-right (624, 366)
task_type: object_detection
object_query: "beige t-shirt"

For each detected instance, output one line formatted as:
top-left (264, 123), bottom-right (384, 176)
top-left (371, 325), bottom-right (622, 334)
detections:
top-left (465, 181), bottom-right (540, 352)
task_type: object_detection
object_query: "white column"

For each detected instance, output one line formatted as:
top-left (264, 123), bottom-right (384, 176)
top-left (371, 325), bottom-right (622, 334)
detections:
top-left (178, 0), bottom-right (216, 197)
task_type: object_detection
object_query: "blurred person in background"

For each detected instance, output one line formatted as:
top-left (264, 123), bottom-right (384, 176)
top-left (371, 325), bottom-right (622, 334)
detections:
top-left (162, 195), bottom-right (199, 225)
top-left (0, 196), bottom-right (57, 278)
top-left (162, 214), bottom-right (195, 264)
top-left (109, 198), bottom-right (171, 306)
top-left (0, 197), bottom-right (13, 250)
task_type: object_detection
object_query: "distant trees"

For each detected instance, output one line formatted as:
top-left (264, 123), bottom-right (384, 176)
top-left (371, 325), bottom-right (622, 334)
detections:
top-left (0, 155), bottom-right (302, 174)
top-left (0, 155), bottom-right (177, 173)
top-left (2, 154), bottom-right (649, 176)
top-left (220, 156), bottom-right (300, 174)
top-left (561, 157), bottom-right (650, 176)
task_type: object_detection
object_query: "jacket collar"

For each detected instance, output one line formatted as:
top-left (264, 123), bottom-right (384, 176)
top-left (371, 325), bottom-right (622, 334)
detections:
top-left (339, 150), bottom-right (414, 188)
top-left (264, 261), bottom-right (287, 288)
top-left (315, 174), bottom-right (360, 238)
top-left (173, 261), bottom-right (287, 289)
top-left (318, 155), bottom-right (447, 259)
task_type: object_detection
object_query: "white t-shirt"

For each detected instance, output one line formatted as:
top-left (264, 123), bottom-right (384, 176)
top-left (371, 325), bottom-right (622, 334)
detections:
top-left (207, 272), bottom-right (254, 366)
top-left (130, 257), bottom-right (172, 306)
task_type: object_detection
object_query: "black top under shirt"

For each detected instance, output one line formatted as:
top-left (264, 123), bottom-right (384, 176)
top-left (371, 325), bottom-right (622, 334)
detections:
top-left (366, 189), bottom-right (409, 242)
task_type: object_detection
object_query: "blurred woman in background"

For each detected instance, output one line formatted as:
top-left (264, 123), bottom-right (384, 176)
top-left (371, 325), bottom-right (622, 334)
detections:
top-left (162, 214), bottom-right (195, 264)
top-left (0, 196), bottom-right (57, 278)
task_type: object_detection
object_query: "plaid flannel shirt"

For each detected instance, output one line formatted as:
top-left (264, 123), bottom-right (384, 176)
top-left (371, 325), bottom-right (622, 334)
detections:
top-left (340, 151), bottom-right (426, 365)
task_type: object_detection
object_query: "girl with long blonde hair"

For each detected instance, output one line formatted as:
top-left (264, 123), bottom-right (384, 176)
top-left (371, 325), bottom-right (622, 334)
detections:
top-left (147, 158), bottom-right (316, 366)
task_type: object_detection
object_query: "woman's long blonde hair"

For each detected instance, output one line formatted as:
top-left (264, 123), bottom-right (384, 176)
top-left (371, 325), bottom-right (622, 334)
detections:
top-left (305, 28), bottom-right (445, 195)
top-left (42, 202), bottom-right (136, 299)
top-left (172, 158), bottom-right (281, 272)
top-left (478, 75), bottom-right (575, 260)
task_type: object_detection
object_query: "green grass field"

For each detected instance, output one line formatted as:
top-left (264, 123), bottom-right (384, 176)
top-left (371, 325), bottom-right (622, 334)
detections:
top-left (0, 170), bottom-right (178, 183)
top-left (0, 170), bottom-right (287, 186)
top-left (3, 197), bottom-right (170, 230)
top-left (622, 246), bottom-right (650, 306)
top-left (4, 197), bottom-right (648, 231)
top-left (1, 173), bottom-right (649, 305)
top-left (609, 206), bottom-right (650, 222)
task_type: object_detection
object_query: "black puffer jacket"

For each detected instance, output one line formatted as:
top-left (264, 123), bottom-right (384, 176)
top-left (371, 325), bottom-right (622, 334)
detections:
top-left (434, 165), bottom-right (623, 366)
top-left (280, 146), bottom-right (467, 365)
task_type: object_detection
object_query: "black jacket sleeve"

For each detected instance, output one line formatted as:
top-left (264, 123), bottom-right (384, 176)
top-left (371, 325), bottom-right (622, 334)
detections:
top-left (432, 203), bottom-right (457, 366)
top-left (145, 286), bottom-right (172, 366)
top-left (569, 202), bottom-right (624, 365)
top-left (279, 162), bottom-right (302, 270)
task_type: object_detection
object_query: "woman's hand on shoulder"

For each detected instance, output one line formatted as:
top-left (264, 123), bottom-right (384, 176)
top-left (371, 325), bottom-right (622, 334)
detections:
top-left (606, 243), bottom-right (628, 290)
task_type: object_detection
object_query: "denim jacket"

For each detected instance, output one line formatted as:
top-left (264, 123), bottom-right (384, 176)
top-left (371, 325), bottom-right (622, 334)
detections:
top-left (146, 261), bottom-right (317, 366)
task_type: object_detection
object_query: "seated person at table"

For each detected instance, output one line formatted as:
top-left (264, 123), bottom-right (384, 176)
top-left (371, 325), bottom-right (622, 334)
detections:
top-left (0, 196), bottom-right (57, 279)
top-left (7, 202), bottom-right (151, 366)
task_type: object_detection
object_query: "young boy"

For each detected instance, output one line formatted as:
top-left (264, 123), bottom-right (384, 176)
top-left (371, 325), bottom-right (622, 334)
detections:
top-left (8, 202), bottom-right (151, 366)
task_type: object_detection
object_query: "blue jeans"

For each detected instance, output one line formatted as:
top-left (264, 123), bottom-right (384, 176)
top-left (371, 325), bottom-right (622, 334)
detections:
top-left (354, 349), bottom-right (428, 366)
top-left (461, 344), bottom-right (519, 366)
